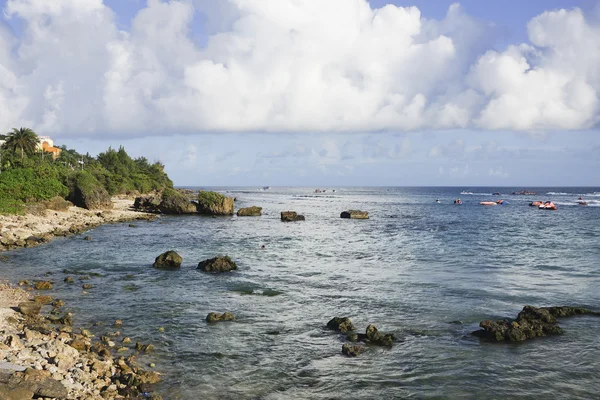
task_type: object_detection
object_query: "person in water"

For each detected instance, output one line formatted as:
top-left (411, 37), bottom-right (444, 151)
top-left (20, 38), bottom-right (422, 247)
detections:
top-left (260, 245), bottom-right (265, 249)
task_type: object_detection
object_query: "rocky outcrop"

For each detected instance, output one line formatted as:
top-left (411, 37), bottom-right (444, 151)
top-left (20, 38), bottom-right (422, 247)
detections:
top-left (236, 206), bottom-right (262, 217)
top-left (42, 196), bottom-right (73, 211)
top-left (158, 188), bottom-right (197, 214)
top-left (327, 317), bottom-right (355, 333)
top-left (206, 312), bottom-right (235, 322)
top-left (133, 194), bottom-right (161, 213)
top-left (472, 305), bottom-right (600, 342)
top-left (152, 251), bottom-right (182, 269)
top-left (70, 171), bottom-right (113, 210)
top-left (342, 343), bottom-right (365, 357)
top-left (365, 324), bottom-right (395, 346)
top-left (196, 191), bottom-right (234, 215)
top-left (281, 211), bottom-right (305, 222)
top-left (197, 256), bottom-right (237, 273)
top-left (340, 210), bottom-right (369, 219)
top-left (33, 281), bottom-right (53, 290)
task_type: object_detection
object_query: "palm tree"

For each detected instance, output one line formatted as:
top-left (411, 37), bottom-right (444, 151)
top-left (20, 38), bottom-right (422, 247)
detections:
top-left (3, 127), bottom-right (39, 160)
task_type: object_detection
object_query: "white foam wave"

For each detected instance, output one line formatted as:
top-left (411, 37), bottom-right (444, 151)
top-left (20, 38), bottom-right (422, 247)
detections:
top-left (460, 192), bottom-right (492, 195)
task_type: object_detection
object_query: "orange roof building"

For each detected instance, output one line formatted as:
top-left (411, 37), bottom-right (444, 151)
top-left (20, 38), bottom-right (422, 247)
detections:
top-left (37, 136), bottom-right (62, 160)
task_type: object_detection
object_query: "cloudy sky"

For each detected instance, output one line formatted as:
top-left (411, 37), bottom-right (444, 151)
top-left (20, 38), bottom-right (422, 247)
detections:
top-left (1, 0), bottom-right (599, 186)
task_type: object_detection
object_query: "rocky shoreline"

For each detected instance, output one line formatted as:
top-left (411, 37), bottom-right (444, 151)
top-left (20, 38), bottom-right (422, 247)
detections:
top-left (0, 283), bottom-right (162, 399)
top-left (0, 197), bottom-right (156, 252)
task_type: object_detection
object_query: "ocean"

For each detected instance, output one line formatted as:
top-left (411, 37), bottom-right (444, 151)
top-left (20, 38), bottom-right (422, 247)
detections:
top-left (2, 187), bottom-right (600, 399)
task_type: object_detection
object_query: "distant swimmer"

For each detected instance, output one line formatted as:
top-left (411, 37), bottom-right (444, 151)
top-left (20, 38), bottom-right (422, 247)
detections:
top-left (436, 199), bottom-right (441, 203)
top-left (260, 245), bottom-right (265, 249)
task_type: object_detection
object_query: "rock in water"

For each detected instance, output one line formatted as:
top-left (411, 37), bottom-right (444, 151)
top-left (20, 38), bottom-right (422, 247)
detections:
top-left (327, 317), bottom-right (356, 333)
top-left (18, 301), bottom-right (42, 316)
top-left (197, 256), bottom-right (237, 273)
top-left (197, 191), bottom-right (234, 215)
top-left (281, 211), bottom-right (305, 222)
top-left (342, 343), bottom-right (365, 357)
top-left (472, 305), bottom-right (600, 342)
top-left (70, 170), bottom-right (113, 210)
top-left (365, 324), bottom-right (395, 346)
top-left (340, 210), bottom-right (369, 219)
top-left (158, 188), bottom-right (197, 214)
top-left (236, 206), bottom-right (262, 217)
top-left (34, 281), bottom-right (53, 290)
top-left (206, 312), bottom-right (235, 322)
top-left (153, 251), bottom-right (183, 269)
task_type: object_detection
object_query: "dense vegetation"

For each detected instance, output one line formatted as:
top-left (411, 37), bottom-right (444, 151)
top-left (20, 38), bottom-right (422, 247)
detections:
top-left (0, 128), bottom-right (173, 214)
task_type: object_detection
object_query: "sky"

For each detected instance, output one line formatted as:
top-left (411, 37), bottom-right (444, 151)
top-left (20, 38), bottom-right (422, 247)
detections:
top-left (1, 0), bottom-right (599, 186)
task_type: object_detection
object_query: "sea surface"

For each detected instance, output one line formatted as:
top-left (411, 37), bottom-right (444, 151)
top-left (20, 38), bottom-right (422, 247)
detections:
top-left (2, 187), bottom-right (600, 399)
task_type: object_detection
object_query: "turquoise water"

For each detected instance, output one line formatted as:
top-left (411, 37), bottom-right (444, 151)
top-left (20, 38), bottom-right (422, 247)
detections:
top-left (2, 187), bottom-right (600, 399)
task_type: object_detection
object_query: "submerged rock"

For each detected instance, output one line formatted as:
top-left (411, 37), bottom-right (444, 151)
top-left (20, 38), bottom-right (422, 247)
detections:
top-left (236, 206), bottom-right (262, 217)
top-left (197, 256), bottom-right (237, 273)
top-left (206, 312), bottom-right (235, 323)
top-left (153, 251), bottom-right (182, 269)
top-left (342, 343), bottom-right (365, 357)
top-left (340, 210), bottom-right (369, 219)
top-left (197, 191), bottom-right (234, 215)
top-left (281, 211), bottom-right (305, 222)
top-left (472, 305), bottom-right (600, 342)
top-left (327, 317), bottom-right (356, 333)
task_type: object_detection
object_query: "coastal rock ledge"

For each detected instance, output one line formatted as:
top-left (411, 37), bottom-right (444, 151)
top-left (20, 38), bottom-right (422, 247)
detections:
top-left (197, 191), bottom-right (234, 215)
top-left (340, 210), bottom-right (369, 219)
top-left (237, 206), bottom-right (262, 217)
top-left (153, 251), bottom-right (182, 269)
top-left (472, 305), bottom-right (600, 342)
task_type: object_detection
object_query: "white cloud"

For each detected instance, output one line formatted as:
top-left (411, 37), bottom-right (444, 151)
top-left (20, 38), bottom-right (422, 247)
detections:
top-left (488, 166), bottom-right (509, 178)
top-left (0, 1), bottom-right (599, 137)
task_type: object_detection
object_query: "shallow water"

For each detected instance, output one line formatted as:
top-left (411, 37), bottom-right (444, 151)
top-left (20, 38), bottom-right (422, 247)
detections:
top-left (2, 187), bottom-right (600, 399)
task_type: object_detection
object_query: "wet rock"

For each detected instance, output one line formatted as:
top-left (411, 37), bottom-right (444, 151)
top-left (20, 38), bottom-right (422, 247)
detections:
top-left (342, 343), bottom-right (365, 357)
top-left (281, 211), bottom-right (305, 222)
top-left (33, 295), bottom-right (53, 304)
top-left (51, 299), bottom-right (65, 308)
top-left (18, 302), bottom-right (42, 317)
top-left (236, 206), bottom-right (262, 217)
top-left (365, 324), bottom-right (395, 346)
top-left (206, 312), bottom-right (235, 323)
top-left (82, 283), bottom-right (93, 290)
top-left (63, 276), bottom-right (74, 284)
top-left (327, 317), bottom-right (356, 333)
top-left (197, 256), bottom-right (238, 273)
top-left (33, 281), bottom-right (53, 290)
top-left (340, 210), bottom-right (369, 219)
top-left (196, 191), bottom-right (234, 215)
top-left (114, 319), bottom-right (123, 327)
top-left (135, 342), bottom-right (155, 353)
top-left (153, 250), bottom-right (182, 269)
top-left (472, 305), bottom-right (600, 342)
top-left (83, 236), bottom-right (92, 241)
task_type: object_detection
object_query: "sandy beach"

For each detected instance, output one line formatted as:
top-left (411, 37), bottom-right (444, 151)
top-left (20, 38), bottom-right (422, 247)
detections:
top-left (0, 197), bottom-right (156, 252)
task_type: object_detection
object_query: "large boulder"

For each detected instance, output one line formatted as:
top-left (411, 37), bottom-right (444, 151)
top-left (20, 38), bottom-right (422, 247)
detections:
top-left (281, 211), bottom-right (305, 222)
top-left (342, 343), bottom-right (365, 357)
top-left (472, 305), bottom-right (600, 342)
top-left (133, 194), bottom-right (161, 213)
top-left (236, 206), bottom-right (262, 217)
top-left (153, 251), bottom-right (182, 269)
top-left (340, 210), bottom-right (369, 219)
top-left (158, 188), bottom-right (197, 214)
top-left (18, 301), bottom-right (41, 316)
top-left (206, 312), bottom-right (235, 322)
top-left (197, 256), bottom-right (237, 273)
top-left (327, 317), bottom-right (355, 333)
top-left (197, 191), bottom-right (234, 215)
top-left (70, 171), bottom-right (113, 210)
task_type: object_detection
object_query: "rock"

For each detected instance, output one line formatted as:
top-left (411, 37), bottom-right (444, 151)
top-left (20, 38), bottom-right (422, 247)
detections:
top-left (64, 276), bottom-right (74, 284)
top-left (365, 324), bottom-right (395, 346)
top-left (34, 281), bottom-right (53, 290)
top-left (11, 368), bottom-right (68, 399)
top-left (16, 302), bottom-right (41, 317)
top-left (236, 206), bottom-right (262, 217)
top-left (153, 250), bottom-right (182, 269)
top-left (83, 236), bottom-right (92, 241)
top-left (114, 319), bottom-right (123, 327)
top-left (158, 188), bottom-right (197, 215)
top-left (197, 256), bottom-right (237, 273)
top-left (342, 343), bottom-right (365, 357)
top-left (340, 210), bottom-right (369, 219)
top-left (0, 384), bottom-right (35, 399)
top-left (33, 295), bottom-right (53, 304)
top-left (133, 194), bottom-right (161, 213)
top-left (206, 312), bottom-right (235, 322)
top-left (82, 283), bottom-right (93, 290)
top-left (327, 317), bottom-right (356, 333)
top-left (42, 196), bottom-right (73, 211)
top-left (135, 342), bottom-right (155, 353)
top-left (281, 211), bottom-right (305, 222)
top-left (69, 170), bottom-right (113, 210)
top-left (196, 191), bottom-right (234, 215)
top-left (128, 224), bottom-right (137, 228)
top-left (51, 299), bottom-right (65, 308)
top-left (472, 305), bottom-right (600, 342)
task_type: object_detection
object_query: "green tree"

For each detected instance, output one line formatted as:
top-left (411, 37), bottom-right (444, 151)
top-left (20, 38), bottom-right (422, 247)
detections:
top-left (3, 127), bottom-right (39, 160)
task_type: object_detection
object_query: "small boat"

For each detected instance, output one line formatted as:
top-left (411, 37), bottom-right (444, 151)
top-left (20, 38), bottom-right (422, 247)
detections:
top-left (493, 192), bottom-right (501, 195)
top-left (262, 186), bottom-right (270, 190)
top-left (539, 201), bottom-right (557, 210)
top-left (480, 201), bottom-right (497, 206)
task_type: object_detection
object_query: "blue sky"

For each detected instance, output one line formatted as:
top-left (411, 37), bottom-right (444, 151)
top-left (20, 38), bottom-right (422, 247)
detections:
top-left (1, 0), bottom-right (599, 186)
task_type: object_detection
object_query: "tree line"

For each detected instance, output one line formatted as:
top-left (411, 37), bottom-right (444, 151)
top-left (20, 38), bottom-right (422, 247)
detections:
top-left (0, 127), bottom-right (173, 214)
